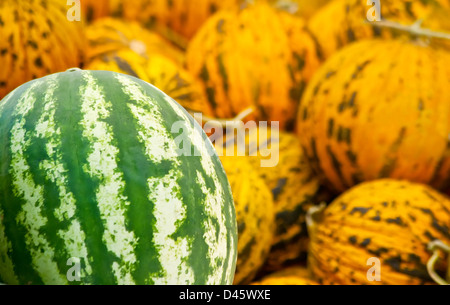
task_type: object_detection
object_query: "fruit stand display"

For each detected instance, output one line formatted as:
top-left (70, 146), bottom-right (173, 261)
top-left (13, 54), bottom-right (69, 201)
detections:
top-left (0, 0), bottom-right (449, 286)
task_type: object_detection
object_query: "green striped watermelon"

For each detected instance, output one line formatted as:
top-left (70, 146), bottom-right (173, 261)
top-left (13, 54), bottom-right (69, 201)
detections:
top-left (0, 69), bottom-right (237, 285)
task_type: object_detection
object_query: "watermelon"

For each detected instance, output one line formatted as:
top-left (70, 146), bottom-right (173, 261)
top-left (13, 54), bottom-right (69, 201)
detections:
top-left (0, 69), bottom-right (237, 285)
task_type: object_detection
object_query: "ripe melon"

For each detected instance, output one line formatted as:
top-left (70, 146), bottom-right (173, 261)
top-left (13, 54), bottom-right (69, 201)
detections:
top-left (0, 69), bottom-right (237, 285)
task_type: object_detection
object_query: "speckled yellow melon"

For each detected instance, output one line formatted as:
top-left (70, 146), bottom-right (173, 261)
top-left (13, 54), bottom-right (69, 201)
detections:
top-left (308, 0), bottom-right (450, 59)
top-left (85, 17), bottom-right (184, 66)
top-left (222, 126), bottom-right (321, 270)
top-left (86, 50), bottom-right (213, 116)
top-left (297, 38), bottom-right (450, 194)
top-left (307, 179), bottom-right (450, 285)
top-left (0, 0), bottom-right (85, 99)
top-left (84, 18), bottom-right (212, 116)
top-left (186, 2), bottom-right (322, 131)
top-left (117, 0), bottom-right (241, 40)
top-left (219, 155), bottom-right (275, 285)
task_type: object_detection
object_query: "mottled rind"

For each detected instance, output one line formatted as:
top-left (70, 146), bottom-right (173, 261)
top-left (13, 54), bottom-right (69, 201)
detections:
top-left (0, 0), bottom-right (85, 99)
top-left (81, 0), bottom-right (241, 40)
top-left (84, 18), bottom-right (212, 117)
top-left (308, 179), bottom-right (450, 285)
top-left (297, 39), bottom-right (450, 193)
top-left (186, 2), bottom-right (322, 131)
top-left (218, 154), bottom-right (275, 285)
top-left (224, 126), bottom-right (321, 271)
top-left (308, 0), bottom-right (450, 59)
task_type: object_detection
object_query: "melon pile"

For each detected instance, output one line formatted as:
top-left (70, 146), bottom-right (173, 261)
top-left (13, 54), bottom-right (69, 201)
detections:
top-left (0, 0), bottom-right (450, 285)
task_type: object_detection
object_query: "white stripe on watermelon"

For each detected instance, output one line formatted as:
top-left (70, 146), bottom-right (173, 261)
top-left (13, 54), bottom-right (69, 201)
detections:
top-left (116, 74), bottom-right (180, 163)
top-left (79, 72), bottom-right (138, 285)
top-left (115, 74), bottom-right (196, 284)
top-left (161, 94), bottom-right (235, 285)
top-left (148, 170), bottom-right (194, 285)
top-left (35, 75), bottom-right (93, 279)
top-left (10, 80), bottom-right (67, 284)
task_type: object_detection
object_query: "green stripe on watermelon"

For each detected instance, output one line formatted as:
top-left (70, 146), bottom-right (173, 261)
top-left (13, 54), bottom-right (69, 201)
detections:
top-left (116, 74), bottom-right (237, 285)
top-left (116, 73), bottom-right (194, 284)
top-left (10, 79), bottom-right (68, 284)
top-left (34, 76), bottom-right (92, 282)
top-left (81, 72), bottom-right (139, 285)
top-left (102, 73), bottom-right (164, 285)
top-left (28, 76), bottom-right (93, 285)
top-left (56, 71), bottom-right (118, 285)
top-left (0, 85), bottom-right (21, 285)
top-left (158, 85), bottom-right (237, 285)
top-left (0, 82), bottom-right (39, 285)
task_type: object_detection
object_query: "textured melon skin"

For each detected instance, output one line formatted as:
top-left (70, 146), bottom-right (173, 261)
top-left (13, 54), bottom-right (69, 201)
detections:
top-left (308, 0), bottom-right (450, 59)
top-left (84, 18), bottom-right (212, 117)
top-left (219, 155), bottom-right (275, 285)
top-left (117, 0), bottom-right (242, 40)
top-left (0, 69), bottom-right (237, 285)
top-left (297, 39), bottom-right (450, 194)
top-left (85, 17), bottom-right (185, 66)
top-left (308, 179), bottom-right (450, 285)
top-left (0, 0), bottom-right (85, 99)
top-left (81, 0), bottom-right (241, 40)
top-left (231, 127), bottom-right (321, 271)
top-left (86, 50), bottom-right (213, 117)
top-left (186, 2), bottom-right (322, 131)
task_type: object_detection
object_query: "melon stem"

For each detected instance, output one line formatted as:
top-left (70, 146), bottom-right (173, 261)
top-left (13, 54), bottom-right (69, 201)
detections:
top-left (305, 202), bottom-right (327, 239)
top-left (199, 107), bottom-right (255, 129)
top-left (427, 240), bottom-right (450, 285)
top-left (368, 19), bottom-right (450, 41)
